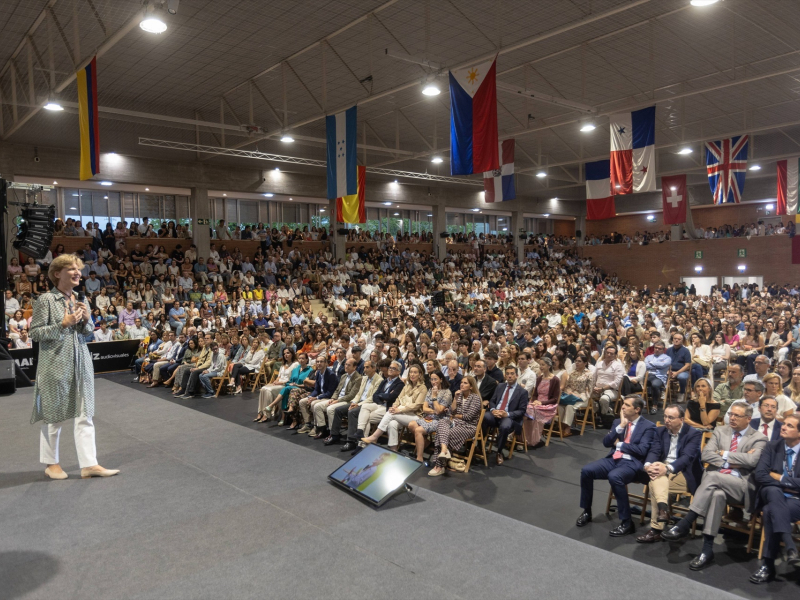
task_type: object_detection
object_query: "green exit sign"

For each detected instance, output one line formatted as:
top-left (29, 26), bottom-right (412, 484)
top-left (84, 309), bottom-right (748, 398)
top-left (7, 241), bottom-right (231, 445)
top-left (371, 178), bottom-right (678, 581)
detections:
top-left (694, 250), bottom-right (702, 259)
top-left (737, 248), bottom-right (746, 258)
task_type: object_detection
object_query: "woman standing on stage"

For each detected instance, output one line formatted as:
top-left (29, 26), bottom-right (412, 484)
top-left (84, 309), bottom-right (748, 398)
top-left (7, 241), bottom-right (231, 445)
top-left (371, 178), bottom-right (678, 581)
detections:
top-left (30, 254), bottom-right (120, 480)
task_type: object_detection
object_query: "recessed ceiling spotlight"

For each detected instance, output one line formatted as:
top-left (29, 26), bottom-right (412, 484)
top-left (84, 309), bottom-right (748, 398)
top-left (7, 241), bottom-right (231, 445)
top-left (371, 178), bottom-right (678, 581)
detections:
top-left (422, 83), bottom-right (440, 96)
top-left (140, 2), bottom-right (167, 33)
top-left (223, 193), bottom-right (226, 196)
top-left (690, 0), bottom-right (718, 6)
top-left (145, 188), bottom-right (150, 191)
top-left (52, 181), bottom-right (58, 185)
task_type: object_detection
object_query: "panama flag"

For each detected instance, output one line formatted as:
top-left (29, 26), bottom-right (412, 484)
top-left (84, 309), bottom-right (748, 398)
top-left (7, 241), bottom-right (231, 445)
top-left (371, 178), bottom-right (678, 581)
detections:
top-left (585, 159), bottom-right (615, 220)
top-left (609, 105), bottom-right (656, 194)
top-left (449, 58), bottom-right (499, 176)
top-left (777, 157), bottom-right (799, 221)
top-left (326, 105), bottom-right (358, 200)
top-left (483, 139), bottom-right (515, 202)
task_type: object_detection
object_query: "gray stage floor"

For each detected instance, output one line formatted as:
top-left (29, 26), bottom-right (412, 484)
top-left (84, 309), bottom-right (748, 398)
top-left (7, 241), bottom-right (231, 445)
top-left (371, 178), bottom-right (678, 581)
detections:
top-left (0, 381), bottom-right (750, 599)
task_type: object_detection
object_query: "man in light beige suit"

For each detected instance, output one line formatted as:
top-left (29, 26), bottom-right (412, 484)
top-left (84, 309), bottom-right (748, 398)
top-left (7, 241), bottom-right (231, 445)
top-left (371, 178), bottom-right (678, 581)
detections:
top-left (662, 400), bottom-right (767, 571)
top-left (311, 358), bottom-right (362, 439)
top-left (325, 360), bottom-right (383, 447)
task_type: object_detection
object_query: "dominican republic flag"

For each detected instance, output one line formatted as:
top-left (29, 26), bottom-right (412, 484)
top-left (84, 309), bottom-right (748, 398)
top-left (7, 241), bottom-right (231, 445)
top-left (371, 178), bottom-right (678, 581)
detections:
top-left (705, 135), bottom-right (749, 204)
top-left (777, 158), bottom-right (799, 221)
top-left (449, 58), bottom-right (499, 176)
top-left (326, 105), bottom-right (358, 200)
top-left (661, 174), bottom-right (687, 225)
top-left (483, 139), bottom-right (515, 202)
top-left (609, 105), bottom-right (655, 194)
top-left (77, 56), bottom-right (100, 180)
top-left (336, 165), bottom-right (366, 224)
top-left (585, 159), bottom-right (615, 220)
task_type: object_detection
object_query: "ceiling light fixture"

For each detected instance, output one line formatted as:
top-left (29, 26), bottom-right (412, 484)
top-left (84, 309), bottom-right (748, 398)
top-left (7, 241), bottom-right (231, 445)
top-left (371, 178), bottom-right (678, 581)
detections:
top-left (580, 120), bottom-right (596, 132)
top-left (647, 215), bottom-right (656, 222)
top-left (766, 203), bottom-right (774, 210)
top-left (274, 167), bottom-right (280, 171)
top-left (145, 188), bottom-right (150, 191)
top-left (99, 181), bottom-right (112, 186)
top-left (694, 265), bottom-right (703, 272)
top-left (536, 170), bottom-right (547, 178)
top-left (422, 83), bottom-right (440, 96)
top-left (749, 164), bottom-right (761, 171)
top-left (542, 213), bottom-right (550, 217)
top-left (471, 208), bottom-right (480, 212)
top-left (738, 264), bottom-right (746, 271)
top-left (223, 193), bottom-right (227, 196)
top-left (263, 193), bottom-right (274, 197)
top-left (43, 100), bottom-right (64, 111)
top-left (431, 156), bottom-right (443, 164)
top-left (280, 135), bottom-right (294, 143)
top-left (140, 2), bottom-right (167, 33)
top-left (677, 147), bottom-right (693, 155)
top-left (383, 201), bottom-right (392, 206)
top-left (690, 0), bottom-right (718, 6)
top-left (393, 212), bottom-right (400, 216)
top-left (551, 197), bottom-right (558, 201)
top-left (427, 213), bottom-right (433, 217)
top-left (52, 181), bottom-right (58, 185)
top-left (104, 195), bottom-right (108, 199)
top-left (320, 209), bottom-right (325, 212)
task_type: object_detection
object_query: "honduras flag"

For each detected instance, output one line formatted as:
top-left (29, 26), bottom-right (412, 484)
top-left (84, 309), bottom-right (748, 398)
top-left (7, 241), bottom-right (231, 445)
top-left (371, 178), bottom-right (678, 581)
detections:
top-left (326, 106), bottom-right (358, 200)
top-left (449, 58), bottom-right (499, 176)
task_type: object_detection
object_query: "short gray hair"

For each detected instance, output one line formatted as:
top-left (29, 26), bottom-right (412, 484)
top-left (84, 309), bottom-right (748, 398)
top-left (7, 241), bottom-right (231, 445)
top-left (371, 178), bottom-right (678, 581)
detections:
top-left (730, 400), bottom-right (754, 418)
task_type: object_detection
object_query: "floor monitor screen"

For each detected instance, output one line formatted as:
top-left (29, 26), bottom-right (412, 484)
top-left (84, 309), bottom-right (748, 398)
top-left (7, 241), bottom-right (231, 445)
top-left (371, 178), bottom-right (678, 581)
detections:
top-left (328, 445), bottom-right (422, 506)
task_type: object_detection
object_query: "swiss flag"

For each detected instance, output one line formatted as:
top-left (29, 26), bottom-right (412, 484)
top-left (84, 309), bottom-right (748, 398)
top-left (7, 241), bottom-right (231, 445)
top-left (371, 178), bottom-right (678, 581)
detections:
top-left (661, 174), bottom-right (687, 225)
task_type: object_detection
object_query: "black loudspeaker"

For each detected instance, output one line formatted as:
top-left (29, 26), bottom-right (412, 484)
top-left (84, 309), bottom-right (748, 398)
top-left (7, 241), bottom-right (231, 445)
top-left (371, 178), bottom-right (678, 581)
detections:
top-left (439, 232), bottom-right (448, 238)
top-left (13, 204), bottom-right (55, 259)
top-left (337, 228), bottom-right (348, 235)
top-left (518, 234), bottom-right (527, 240)
top-left (576, 229), bottom-right (582, 237)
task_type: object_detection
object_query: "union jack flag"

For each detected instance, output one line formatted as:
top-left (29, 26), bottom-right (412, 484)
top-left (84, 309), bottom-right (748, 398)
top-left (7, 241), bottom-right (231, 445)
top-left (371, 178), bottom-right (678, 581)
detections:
top-left (705, 135), bottom-right (749, 204)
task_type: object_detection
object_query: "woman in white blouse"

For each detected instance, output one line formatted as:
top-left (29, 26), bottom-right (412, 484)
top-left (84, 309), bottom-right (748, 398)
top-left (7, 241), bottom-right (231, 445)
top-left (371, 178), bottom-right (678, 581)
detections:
top-left (256, 347), bottom-right (299, 421)
top-left (689, 331), bottom-right (712, 386)
top-left (710, 331), bottom-right (731, 382)
top-left (229, 341), bottom-right (265, 394)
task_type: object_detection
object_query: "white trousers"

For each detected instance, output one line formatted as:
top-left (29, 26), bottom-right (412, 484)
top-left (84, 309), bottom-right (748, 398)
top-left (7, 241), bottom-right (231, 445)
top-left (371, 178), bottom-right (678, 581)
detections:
top-left (357, 402), bottom-right (386, 444)
top-left (40, 414), bottom-right (98, 468)
top-left (375, 412), bottom-right (416, 447)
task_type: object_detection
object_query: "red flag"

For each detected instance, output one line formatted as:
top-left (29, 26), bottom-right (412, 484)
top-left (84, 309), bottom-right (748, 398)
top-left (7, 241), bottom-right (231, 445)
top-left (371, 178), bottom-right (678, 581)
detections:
top-left (661, 174), bottom-right (687, 225)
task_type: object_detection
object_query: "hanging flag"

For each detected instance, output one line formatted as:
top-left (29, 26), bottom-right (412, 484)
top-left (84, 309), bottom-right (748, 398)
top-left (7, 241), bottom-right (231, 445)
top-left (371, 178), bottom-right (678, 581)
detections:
top-left (777, 158), bottom-right (799, 221)
top-left (585, 159), bottom-right (615, 220)
top-left (705, 135), bottom-right (749, 204)
top-left (661, 174), bottom-right (687, 225)
top-left (483, 139), bottom-right (515, 202)
top-left (609, 105), bottom-right (655, 194)
top-left (449, 58), bottom-right (499, 175)
top-left (326, 105), bottom-right (357, 200)
top-left (77, 56), bottom-right (100, 180)
top-left (336, 165), bottom-right (366, 224)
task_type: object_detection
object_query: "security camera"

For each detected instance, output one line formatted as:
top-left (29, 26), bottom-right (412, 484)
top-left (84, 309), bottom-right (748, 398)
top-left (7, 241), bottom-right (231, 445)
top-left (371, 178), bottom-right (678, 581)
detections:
top-left (166, 0), bottom-right (179, 15)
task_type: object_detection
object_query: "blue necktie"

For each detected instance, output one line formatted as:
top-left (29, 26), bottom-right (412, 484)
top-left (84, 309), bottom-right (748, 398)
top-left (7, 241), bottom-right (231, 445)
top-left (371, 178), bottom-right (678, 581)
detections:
top-left (785, 448), bottom-right (796, 499)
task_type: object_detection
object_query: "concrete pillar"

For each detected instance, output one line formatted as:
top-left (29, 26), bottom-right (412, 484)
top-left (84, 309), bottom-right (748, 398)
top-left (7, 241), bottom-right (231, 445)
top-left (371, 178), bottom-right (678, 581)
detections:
top-left (191, 187), bottom-right (211, 258)
top-left (575, 215), bottom-right (586, 245)
top-left (330, 198), bottom-right (345, 259)
top-left (511, 210), bottom-right (524, 263)
top-left (432, 204), bottom-right (447, 258)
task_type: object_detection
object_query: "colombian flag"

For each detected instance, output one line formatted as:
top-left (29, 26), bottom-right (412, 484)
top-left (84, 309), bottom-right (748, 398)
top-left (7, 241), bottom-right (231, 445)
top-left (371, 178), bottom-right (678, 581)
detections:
top-left (77, 57), bottom-right (100, 180)
top-left (336, 165), bottom-right (366, 224)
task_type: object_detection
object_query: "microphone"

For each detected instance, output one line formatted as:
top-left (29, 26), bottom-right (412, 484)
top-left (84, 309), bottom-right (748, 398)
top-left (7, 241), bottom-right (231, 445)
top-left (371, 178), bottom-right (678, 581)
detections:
top-left (76, 291), bottom-right (87, 322)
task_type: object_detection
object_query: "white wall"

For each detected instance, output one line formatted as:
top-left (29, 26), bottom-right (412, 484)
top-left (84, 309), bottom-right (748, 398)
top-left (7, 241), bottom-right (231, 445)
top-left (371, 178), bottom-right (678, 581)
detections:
top-left (681, 276), bottom-right (719, 297)
top-left (721, 276), bottom-right (763, 288)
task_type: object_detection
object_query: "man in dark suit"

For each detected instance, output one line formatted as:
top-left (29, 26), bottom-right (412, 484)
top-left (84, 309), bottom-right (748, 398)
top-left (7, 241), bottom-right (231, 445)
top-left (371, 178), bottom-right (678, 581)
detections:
top-left (473, 359), bottom-right (498, 406)
top-left (297, 355), bottom-right (339, 433)
top-left (482, 366), bottom-right (529, 465)
top-left (749, 413), bottom-right (800, 583)
top-left (576, 396), bottom-right (658, 537)
top-left (750, 396), bottom-right (783, 442)
top-left (636, 404), bottom-right (703, 543)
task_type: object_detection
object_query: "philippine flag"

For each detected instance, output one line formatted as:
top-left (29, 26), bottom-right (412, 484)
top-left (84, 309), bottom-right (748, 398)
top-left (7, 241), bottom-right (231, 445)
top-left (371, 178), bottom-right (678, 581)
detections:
top-left (326, 105), bottom-right (358, 200)
top-left (483, 139), bottom-right (515, 202)
top-left (585, 159), bottom-right (615, 221)
top-left (609, 105), bottom-right (656, 194)
top-left (449, 58), bottom-right (499, 176)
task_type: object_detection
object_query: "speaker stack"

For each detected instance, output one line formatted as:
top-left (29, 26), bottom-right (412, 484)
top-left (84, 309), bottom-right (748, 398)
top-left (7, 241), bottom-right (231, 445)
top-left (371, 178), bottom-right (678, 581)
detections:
top-left (13, 204), bottom-right (56, 259)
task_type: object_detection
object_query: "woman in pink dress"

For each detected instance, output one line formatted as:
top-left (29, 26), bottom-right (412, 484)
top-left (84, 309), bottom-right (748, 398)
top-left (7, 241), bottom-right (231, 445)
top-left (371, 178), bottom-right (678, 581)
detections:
top-left (524, 357), bottom-right (561, 448)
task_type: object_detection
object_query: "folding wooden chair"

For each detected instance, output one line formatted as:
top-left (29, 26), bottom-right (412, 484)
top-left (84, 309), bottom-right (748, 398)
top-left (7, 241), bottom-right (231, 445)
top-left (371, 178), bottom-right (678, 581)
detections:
top-left (508, 424), bottom-right (528, 457)
top-left (451, 408), bottom-right (489, 473)
top-left (250, 359), bottom-right (272, 392)
top-left (605, 484), bottom-right (650, 525)
top-left (211, 373), bottom-right (230, 398)
top-left (576, 398), bottom-right (596, 436)
top-left (544, 412), bottom-right (563, 446)
top-left (718, 502), bottom-right (761, 554)
top-left (758, 519), bottom-right (800, 559)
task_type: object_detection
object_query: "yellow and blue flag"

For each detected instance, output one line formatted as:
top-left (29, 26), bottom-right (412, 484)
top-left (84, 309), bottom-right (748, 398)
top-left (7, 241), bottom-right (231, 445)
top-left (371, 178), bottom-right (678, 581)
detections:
top-left (77, 56), bottom-right (100, 180)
